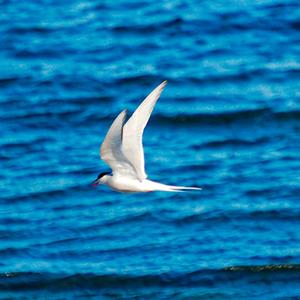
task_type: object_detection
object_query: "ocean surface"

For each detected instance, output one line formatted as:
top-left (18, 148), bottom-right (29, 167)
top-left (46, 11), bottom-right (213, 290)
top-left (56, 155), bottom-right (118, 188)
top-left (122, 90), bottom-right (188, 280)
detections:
top-left (1, 0), bottom-right (300, 298)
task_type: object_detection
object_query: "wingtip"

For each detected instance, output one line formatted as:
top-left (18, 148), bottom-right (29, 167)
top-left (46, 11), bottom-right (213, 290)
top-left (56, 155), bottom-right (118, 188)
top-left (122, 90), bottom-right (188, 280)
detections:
top-left (119, 109), bottom-right (128, 120)
top-left (156, 80), bottom-right (167, 91)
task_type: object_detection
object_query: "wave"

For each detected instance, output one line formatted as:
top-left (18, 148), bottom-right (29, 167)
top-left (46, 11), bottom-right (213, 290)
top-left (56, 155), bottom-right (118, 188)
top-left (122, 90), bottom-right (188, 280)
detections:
top-left (2, 137), bottom-right (53, 152)
top-left (1, 264), bottom-right (300, 290)
top-left (111, 17), bottom-right (184, 34)
top-left (1, 107), bottom-right (82, 121)
top-left (114, 74), bottom-right (164, 86)
top-left (3, 95), bottom-right (300, 129)
top-left (224, 264), bottom-right (300, 272)
top-left (164, 208), bottom-right (300, 225)
top-left (153, 108), bottom-right (267, 125)
top-left (13, 49), bottom-right (69, 59)
top-left (2, 183), bottom-right (91, 204)
top-left (155, 108), bottom-right (300, 126)
top-left (193, 137), bottom-right (270, 149)
top-left (0, 76), bottom-right (20, 87)
top-left (6, 26), bottom-right (55, 35)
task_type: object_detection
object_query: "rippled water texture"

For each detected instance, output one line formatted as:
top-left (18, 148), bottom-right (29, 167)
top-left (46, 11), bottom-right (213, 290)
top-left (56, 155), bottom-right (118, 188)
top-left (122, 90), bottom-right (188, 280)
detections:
top-left (1, 0), bottom-right (300, 298)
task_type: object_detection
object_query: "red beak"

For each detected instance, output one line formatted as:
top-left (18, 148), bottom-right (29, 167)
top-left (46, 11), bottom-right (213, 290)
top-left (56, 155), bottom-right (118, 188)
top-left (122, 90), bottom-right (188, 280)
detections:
top-left (92, 180), bottom-right (98, 188)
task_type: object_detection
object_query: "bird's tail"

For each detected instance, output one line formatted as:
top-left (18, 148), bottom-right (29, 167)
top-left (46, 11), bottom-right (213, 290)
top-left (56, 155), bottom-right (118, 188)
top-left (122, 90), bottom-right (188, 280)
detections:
top-left (165, 184), bottom-right (202, 192)
top-left (148, 180), bottom-right (202, 192)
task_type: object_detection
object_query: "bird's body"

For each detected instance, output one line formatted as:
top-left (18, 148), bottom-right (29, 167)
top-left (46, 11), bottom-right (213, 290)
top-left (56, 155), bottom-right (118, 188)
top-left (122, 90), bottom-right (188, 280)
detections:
top-left (93, 81), bottom-right (201, 193)
top-left (100, 175), bottom-right (201, 193)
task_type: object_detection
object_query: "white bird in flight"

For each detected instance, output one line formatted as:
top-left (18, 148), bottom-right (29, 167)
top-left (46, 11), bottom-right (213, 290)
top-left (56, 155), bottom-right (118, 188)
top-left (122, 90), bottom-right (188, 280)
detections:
top-left (93, 81), bottom-right (202, 193)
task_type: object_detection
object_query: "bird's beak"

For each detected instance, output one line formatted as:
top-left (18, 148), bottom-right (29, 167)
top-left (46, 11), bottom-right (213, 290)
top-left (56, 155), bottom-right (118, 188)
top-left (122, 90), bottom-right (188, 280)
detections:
top-left (92, 179), bottom-right (99, 187)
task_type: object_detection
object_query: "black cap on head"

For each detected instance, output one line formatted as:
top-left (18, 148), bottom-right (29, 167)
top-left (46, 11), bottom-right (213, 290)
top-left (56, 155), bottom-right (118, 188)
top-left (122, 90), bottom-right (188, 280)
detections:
top-left (97, 171), bottom-right (110, 179)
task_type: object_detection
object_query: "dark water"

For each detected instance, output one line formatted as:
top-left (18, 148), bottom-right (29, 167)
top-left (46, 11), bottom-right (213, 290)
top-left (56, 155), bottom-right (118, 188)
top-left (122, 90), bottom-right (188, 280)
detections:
top-left (1, 0), bottom-right (300, 298)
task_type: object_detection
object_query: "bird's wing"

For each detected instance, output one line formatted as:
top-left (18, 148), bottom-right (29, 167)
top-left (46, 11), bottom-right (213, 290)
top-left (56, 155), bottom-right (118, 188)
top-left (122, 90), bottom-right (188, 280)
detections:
top-left (100, 110), bottom-right (136, 178)
top-left (121, 81), bottom-right (167, 181)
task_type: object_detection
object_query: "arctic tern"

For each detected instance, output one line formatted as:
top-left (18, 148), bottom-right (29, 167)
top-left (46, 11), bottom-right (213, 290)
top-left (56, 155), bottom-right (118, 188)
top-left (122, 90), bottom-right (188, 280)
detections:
top-left (93, 81), bottom-right (201, 193)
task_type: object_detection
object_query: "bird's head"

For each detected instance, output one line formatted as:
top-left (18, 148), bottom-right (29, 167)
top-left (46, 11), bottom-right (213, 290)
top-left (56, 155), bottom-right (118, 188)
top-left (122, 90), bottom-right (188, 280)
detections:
top-left (92, 171), bottom-right (111, 186)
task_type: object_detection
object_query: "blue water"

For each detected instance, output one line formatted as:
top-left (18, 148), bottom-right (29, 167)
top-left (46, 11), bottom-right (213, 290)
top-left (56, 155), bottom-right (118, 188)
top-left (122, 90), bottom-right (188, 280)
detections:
top-left (1, 0), bottom-right (300, 298)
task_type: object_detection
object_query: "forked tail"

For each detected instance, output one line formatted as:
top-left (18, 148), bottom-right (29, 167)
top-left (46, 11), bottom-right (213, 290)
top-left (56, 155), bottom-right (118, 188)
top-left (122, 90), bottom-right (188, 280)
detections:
top-left (165, 184), bottom-right (202, 192)
top-left (148, 180), bottom-right (202, 192)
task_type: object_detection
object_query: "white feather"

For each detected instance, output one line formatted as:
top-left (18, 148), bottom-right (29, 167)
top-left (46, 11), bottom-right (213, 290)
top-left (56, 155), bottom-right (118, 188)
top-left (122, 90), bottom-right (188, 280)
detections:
top-left (122, 80), bottom-right (167, 180)
top-left (97, 81), bottom-right (202, 193)
top-left (100, 110), bottom-right (136, 178)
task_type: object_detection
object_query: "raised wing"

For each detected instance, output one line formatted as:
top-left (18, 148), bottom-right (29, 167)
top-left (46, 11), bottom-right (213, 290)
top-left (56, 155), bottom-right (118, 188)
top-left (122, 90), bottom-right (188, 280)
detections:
top-left (121, 81), bottom-right (167, 181)
top-left (100, 110), bottom-right (136, 178)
